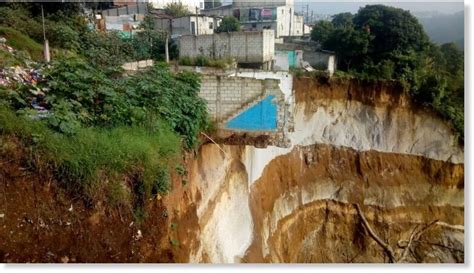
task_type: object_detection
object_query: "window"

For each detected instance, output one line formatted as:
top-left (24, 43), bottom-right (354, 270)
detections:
top-left (249, 9), bottom-right (261, 21)
top-left (209, 22), bottom-right (213, 29)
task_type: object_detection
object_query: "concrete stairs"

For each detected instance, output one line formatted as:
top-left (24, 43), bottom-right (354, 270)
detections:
top-left (221, 94), bottom-right (266, 125)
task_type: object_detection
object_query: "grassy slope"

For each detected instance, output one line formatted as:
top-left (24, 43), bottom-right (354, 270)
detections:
top-left (0, 106), bottom-right (181, 205)
top-left (0, 26), bottom-right (43, 61)
top-left (0, 48), bottom-right (24, 67)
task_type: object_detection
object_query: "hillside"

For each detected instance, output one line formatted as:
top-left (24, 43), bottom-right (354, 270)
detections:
top-left (1, 77), bottom-right (464, 263)
top-left (0, 3), bottom-right (465, 264)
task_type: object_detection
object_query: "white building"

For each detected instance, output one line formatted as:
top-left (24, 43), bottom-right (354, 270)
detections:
top-left (203, 0), bottom-right (302, 40)
top-left (154, 13), bottom-right (222, 37)
top-left (233, 0), bottom-right (294, 8)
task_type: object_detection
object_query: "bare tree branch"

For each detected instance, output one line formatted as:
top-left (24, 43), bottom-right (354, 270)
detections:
top-left (355, 203), bottom-right (397, 263)
top-left (399, 225), bottom-right (420, 263)
top-left (415, 240), bottom-right (464, 253)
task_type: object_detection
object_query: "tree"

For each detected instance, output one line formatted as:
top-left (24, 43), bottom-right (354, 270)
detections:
top-left (164, 2), bottom-right (190, 17)
top-left (353, 5), bottom-right (429, 61)
top-left (3, 1), bottom-right (82, 17)
top-left (323, 28), bottom-right (370, 70)
top-left (331, 12), bottom-right (353, 29)
top-left (216, 16), bottom-right (240, 33)
top-left (204, 0), bottom-right (222, 10)
top-left (310, 20), bottom-right (334, 45)
top-left (140, 13), bottom-right (156, 31)
top-left (440, 42), bottom-right (463, 77)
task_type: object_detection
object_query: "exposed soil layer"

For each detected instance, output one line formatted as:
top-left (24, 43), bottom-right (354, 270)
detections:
top-left (291, 77), bottom-right (463, 163)
top-left (294, 77), bottom-right (411, 108)
top-left (243, 144), bottom-right (464, 263)
top-left (0, 137), bottom-right (199, 263)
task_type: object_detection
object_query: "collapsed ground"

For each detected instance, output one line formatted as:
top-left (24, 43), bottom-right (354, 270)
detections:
top-left (0, 3), bottom-right (465, 263)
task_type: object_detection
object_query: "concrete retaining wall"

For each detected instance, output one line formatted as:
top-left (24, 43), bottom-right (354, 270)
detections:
top-left (179, 30), bottom-right (275, 64)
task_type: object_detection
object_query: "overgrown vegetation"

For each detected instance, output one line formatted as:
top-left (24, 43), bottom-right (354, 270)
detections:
top-left (0, 3), bottom-right (177, 64)
top-left (0, 106), bottom-right (179, 206)
top-left (216, 16), bottom-right (241, 33)
top-left (311, 5), bottom-right (464, 142)
top-left (163, 2), bottom-right (191, 17)
top-left (0, 4), bottom-right (210, 210)
top-left (178, 55), bottom-right (234, 68)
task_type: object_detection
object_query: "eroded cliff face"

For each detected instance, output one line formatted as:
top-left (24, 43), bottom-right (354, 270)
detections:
top-left (0, 78), bottom-right (464, 263)
top-left (188, 78), bottom-right (464, 263)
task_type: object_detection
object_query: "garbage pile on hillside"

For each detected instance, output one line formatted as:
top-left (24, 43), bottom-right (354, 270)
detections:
top-left (0, 66), bottom-right (43, 87)
top-left (1, 36), bottom-right (50, 118)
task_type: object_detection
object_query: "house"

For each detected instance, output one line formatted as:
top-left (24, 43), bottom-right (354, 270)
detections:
top-left (152, 12), bottom-right (222, 38)
top-left (276, 40), bottom-right (337, 75)
top-left (99, 2), bottom-right (148, 37)
top-left (202, 0), bottom-right (305, 40)
top-left (100, 2), bottom-right (148, 17)
top-left (201, 4), bottom-right (234, 17)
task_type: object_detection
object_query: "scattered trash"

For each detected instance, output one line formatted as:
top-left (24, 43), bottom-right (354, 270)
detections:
top-left (1, 40), bottom-right (51, 119)
top-left (68, 204), bottom-right (74, 212)
top-left (23, 217), bottom-right (34, 224)
top-left (0, 213), bottom-right (4, 218)
top-left (302, 61), bottom-right (314, 72)
top-left (38, 218), bottom-right (47, 228)
top-left (46, 251), bottom-right (56, 258)
top-left (0, 66), bottom-right (43, 87)
top-left (134, 229), bottom-right (143, 240)
top-left (60, 256), bottom-right (69, 263)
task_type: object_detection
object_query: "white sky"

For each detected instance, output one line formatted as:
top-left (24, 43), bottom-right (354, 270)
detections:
top-left (292, 0), bottom-right (464, 15)
top-left (147, 0), bottom-right (464, 15)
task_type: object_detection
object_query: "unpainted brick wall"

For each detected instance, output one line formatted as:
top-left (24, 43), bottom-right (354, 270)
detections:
top-left (179, 30), bottom-right (275, 63)
top-left (198, 74), bottom-right (290, 147)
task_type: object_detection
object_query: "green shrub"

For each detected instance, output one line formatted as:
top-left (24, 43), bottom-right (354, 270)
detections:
top-left (48, 23), bottom-right (81, 51)
top-left (216, 16), bottom-right (241, 33)
top-left (178, 56), bottom-right (233, 69)
top-left (209, 58), bottom-right (234, 69)
top-left (2, 56), bottom-right (210, 149)
top-left (195, 55), bottom-right (210, 67)
top-left (178, 56), bottom-right (193, 66)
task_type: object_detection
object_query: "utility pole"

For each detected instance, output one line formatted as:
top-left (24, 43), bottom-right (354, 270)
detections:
top-left (165, 33), bottom-right (169, 63)
top-left (41, 4), bottom-right (50, 62)
top-left (306, 4), bottom-right (309, 22)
